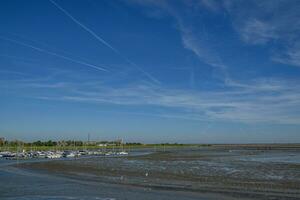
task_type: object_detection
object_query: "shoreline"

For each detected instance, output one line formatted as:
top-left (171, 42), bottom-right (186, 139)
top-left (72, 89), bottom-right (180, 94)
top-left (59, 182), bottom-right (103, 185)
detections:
top-left (15, 146), bottom-right (300, 200)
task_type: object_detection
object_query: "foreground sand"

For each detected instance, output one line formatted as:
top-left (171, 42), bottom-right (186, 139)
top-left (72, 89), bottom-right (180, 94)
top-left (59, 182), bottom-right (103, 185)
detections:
top-left (18, 145), bottom-right (300, 200)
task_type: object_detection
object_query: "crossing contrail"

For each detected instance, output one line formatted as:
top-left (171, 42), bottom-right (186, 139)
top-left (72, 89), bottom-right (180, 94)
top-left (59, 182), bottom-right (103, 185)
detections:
top-left (0, 36), bottom-right (108, 72)
top-left (49, 0), bottom-right (160, 84)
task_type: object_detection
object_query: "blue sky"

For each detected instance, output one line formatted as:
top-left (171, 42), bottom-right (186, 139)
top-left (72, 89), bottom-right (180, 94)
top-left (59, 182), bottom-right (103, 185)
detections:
top-left (1, 0), bottom-right (300, 143)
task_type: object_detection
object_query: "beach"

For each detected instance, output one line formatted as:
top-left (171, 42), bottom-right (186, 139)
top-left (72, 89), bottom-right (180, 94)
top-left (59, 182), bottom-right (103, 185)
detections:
top-left (1, 145), bottom-right (299, 200)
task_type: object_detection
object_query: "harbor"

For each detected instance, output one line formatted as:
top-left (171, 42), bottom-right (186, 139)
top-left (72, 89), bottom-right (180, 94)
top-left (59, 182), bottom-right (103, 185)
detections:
top-left (0, 138), bottom-right (133, 160)
top-left (0, 149), bottom-right (128, 160)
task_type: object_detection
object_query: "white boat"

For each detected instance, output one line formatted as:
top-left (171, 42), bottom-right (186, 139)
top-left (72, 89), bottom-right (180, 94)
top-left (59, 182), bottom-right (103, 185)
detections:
top-left (66, 152), bottom-right (76, 158)
top-left (105, 152), bottom-right (113, 156)
top-left (0, 152), bottom-right (15, 158)
top-left (118, 151), bottom-right (128, 155)
top-left (37, 152), bottom-right (46, 158)
top-left (46, 153), bottom-right (62, 159)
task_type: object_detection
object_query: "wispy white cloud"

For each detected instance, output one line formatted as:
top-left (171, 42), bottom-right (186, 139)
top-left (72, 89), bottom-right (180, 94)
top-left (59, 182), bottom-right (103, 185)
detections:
top-left (6, 72), bottom-right (299, 124)
top-left (44, 81), bottom-right (300, 124)
top-left (125, 0), bottom-right (226, 71)
top-left (200, 0), bottom-right (222, 12)
top-left (49, 0), bottom-right (118, 55)
top-left (224, 0), bottom-right (300, 67)
top-left (178, 23), bottom-right (226, 70)
top-left (49, 0), bottom-right (160, 84)
top-left (0, 35), bottom-right (108, 72)
top-left (272, 43), bottom-right (300, 67)
top-left (3, 1), bottom-right (300, 126)
top-left (13, 0), bottom-right (295, 125)
top-left (239, 19), bottom-right (278, 44)
top-left (126, 0), bottom-right (300, 71)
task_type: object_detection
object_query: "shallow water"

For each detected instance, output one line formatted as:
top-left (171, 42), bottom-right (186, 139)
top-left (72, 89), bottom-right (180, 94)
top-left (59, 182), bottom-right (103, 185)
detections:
top-left (236, 151), bottom-right (300, 164)
top-left (0, 164), bottom-right (220, 200)
top-left (69, 148), bottom-right (300, 181)
top-left (1, 147), bottom-right (300, 200)
top-left (0, 150), bottom-right (233, 200)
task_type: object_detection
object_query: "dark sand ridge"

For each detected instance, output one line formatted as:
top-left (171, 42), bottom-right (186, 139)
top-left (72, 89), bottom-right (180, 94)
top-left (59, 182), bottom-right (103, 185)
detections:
top-left (18, 145), bottom-right (300, 200)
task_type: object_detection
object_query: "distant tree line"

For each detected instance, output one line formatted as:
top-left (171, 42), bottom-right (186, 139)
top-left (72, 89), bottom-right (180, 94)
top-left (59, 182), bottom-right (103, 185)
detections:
top-left (160, 143), bottom-right (184, 146)
top-left (125, 142), bottom-right (143, 145)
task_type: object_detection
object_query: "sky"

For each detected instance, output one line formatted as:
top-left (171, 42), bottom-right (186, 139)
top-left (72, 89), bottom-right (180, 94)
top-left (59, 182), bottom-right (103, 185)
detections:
top-left (0, 0), bottom-right (300, 143)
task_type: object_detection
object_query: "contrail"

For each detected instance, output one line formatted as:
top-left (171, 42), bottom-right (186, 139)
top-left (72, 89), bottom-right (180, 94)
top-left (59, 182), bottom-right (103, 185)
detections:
top-left (49, 0), bottom-right (160, 84)
top-left (0, 36), bottom-right (108, 72)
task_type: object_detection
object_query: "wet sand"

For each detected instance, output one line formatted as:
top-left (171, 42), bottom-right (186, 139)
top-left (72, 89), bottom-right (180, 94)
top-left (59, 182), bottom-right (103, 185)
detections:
top-left (14, 145), bottom-right (300, 199)
top-left (0, 159), bottom-right (237, 200)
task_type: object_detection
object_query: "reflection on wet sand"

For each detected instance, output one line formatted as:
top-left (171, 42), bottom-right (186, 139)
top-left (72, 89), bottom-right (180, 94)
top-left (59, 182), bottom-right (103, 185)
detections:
top-left (14, 145), bottom-right (300, 200)
top-left (0, 146), bottom-right (300, 200)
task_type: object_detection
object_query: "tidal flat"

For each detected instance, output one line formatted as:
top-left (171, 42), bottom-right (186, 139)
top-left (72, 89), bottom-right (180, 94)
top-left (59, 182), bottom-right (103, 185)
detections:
top-left (2, 145), bottom-right (300, 200)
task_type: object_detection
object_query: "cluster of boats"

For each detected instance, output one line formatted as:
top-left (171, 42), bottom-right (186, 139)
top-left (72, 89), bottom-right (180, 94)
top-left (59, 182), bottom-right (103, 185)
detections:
top-left (0, 149), bottom-right (128, 160)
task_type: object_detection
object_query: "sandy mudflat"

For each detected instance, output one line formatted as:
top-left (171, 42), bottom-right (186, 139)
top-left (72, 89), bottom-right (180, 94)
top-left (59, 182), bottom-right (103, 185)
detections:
top-left (18, 145), bottom-right (300, 200)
